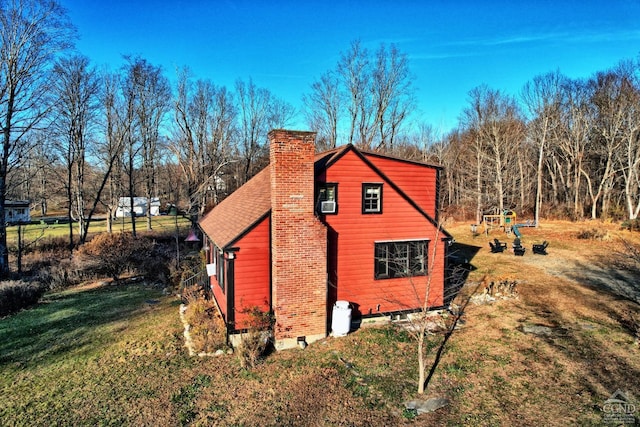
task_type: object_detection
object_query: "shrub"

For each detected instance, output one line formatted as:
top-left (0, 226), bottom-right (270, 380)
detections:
top-left (76, 233), bottom-right (154, 282)
top-left (0, 280), bottom-right (47, 317)
top-left (37, 258), bottom-right (84, 291)
top-left (130, 239), bottom-right (172, 284)
top-left (237, 306), bottom-right (274, 369)
top-left (576, 227), bottom-right (609, 240)
top-left (621, 218), bottom-right (640, 232)
top-left (183, 291), bottom-right (227, 354)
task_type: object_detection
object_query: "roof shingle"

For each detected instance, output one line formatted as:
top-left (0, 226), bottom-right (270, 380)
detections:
top-left (199, 166), bottom-right (271, 248)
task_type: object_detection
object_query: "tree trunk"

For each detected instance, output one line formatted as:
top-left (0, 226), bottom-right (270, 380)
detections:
top-left (535, 140), bottom-right (545, 227)
top-left (476, 150), bottom-right (482, 224)
top-left (417, 332), bottom-right (426, 394)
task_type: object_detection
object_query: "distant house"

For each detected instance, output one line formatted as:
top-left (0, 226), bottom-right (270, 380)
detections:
top-left (4, 200), bottom-right (31, 225)
top-left (115, 197), bottom-right (161, 218)
top-left (199, 130), bottom-right (452, 350)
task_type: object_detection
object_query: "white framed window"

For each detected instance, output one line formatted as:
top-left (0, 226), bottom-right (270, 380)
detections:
top-left (362, 183), bottom-right (382, 214)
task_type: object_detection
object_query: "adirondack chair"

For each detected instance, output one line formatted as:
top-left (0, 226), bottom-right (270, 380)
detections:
top-left (513, 238), bottom-right (525, 256)
top-left (533, 241), bottom-right (549, 255)
top-left (489, 238), bottom-right (507, 253)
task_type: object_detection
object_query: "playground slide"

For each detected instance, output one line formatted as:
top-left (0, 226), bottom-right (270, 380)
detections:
top-left (512, 225), bottom-right (522, 238)
top-left (512, 220), bottom-right (536, 238)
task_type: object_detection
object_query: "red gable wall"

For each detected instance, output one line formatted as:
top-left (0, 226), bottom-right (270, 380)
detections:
top-left (322, 149), bottom-right (444, 315)
top-left (363, 153), bottom-right (440, 219)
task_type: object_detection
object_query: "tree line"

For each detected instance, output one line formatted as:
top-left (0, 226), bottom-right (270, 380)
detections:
top-left (430, 61), bottom-right (640, 226)
top-left (1, 0), bottom-right (639, 277)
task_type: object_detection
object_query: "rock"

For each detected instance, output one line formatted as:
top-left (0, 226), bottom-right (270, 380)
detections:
top-left (470, 294), bottom-right (496, 305)
top-left (522, 324), bottom-right (554, 336)
top-left (214, 349), bottom-right (225, 356)
top-left (404, 397), bottom-right (449, 414)
top-left (578, 322), bottom-right (597, 331)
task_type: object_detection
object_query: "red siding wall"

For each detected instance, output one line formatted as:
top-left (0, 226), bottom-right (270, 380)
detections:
top-left (363, 154), bottom-right (439, 218)
top-left (323, 150), bottom-right (444, 316)
top-left (232, 216), bottom-right (271, 329)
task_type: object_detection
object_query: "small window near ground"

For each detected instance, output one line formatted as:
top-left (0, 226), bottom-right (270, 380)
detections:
top-left (362, 183), bottom-right (382, 214)
top-left (374, 240), bottom-right (428, 279)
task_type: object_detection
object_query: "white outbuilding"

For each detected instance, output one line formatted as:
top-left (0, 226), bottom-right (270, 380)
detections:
top-left (115, 197), bottom-right (161, 218)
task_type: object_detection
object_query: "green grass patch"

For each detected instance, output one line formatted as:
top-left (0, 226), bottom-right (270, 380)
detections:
top-left (0, 282), bottom-right (195, 425)
top-left (171, 374), bottom-right (212, 425)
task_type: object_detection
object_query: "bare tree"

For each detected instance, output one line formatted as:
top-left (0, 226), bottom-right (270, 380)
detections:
top-left (51, 55), bottom-right (99, 247)
top-left (375, 224), bottom-right (460, 395)
top-left (372, 43), bottom-right (415, 151)
top-left (125, 56), bottom-right (170, 231)
top-left (303, 70), bottom-right (341, 149)
top-left (462, 87), bottom-right (490, 223)
top-left (554, 78), bottom-right (594, 218)
top-left (101, 71), bottom-right (127, 233)
top-left (235, 79), bottom-right (293, 183)
top-left (463, 86), bottom-right (523, 215)
top-left (338, 40), bottom-right (375, 148)
top-left (120, 58), bottom-right (145, 237)
top-left (521, 71), bottom-right (564, 226)
top-left (584, 70), bottom-right (627, 219)
top-left (611, 60), bottom-right (640, 220)
top-left (173, 70), bottom-right (236, 217)
top-left (0, 0), bottom-right (73, 275)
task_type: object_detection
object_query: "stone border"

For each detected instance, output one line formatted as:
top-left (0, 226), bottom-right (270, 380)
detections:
top-left (179, 304), bottom-right (229, 357)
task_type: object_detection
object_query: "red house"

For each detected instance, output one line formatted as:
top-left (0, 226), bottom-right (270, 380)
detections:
top-left (199, 129), bottom-right (452, 349)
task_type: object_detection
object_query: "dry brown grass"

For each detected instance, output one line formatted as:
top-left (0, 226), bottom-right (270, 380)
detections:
top-left (2, 220), bottom-right (639, 426)
top-left (433, 220), bottom-right (640, 425)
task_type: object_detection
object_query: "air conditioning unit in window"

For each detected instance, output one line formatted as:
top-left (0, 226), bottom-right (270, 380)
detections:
top-left (320, 200), bottom-right (336, 213)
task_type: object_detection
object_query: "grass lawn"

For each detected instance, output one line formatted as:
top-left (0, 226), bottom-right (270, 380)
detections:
top-left (0, 220), bottom-right (639, 426)
top-left (5, 215), bottom-right (191, 246)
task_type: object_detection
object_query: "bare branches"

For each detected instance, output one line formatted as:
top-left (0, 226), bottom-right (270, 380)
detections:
top-left (0, 0), bottom-right (74, 275)
top-left (304, 40), bottom-right (416, 151)
top-left (172, 71), bottom-right (236, 216)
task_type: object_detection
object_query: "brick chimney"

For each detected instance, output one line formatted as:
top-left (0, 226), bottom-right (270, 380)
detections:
top-left (269, 129), bottom-right (327, 350)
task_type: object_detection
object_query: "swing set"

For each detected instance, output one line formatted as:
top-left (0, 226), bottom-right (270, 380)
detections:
top-left (482, 210), bottom-right (517, 235)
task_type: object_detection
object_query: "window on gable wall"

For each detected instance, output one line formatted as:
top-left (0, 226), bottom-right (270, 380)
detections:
top-left (374, 240), bottom-right (428, 279)
top-left (316, 183), bottom-right (337, 214)
top-left (362, 183), bottom-right (382, 214)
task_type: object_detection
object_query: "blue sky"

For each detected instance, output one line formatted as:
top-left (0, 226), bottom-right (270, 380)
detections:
top-left (60, 0), bottom-right (640, 135)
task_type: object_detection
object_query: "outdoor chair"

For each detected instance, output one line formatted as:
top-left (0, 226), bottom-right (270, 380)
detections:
top-left (513, 238), bottom-right (525, 256)
top-left (533, 241), bottom-right (549, 255)
top-left (489, 238), bottom-right (507, 253)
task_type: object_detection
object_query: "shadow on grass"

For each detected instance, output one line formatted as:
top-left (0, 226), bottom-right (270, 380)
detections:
top-left (421, 242), bottom-right (483, 392)
top-left (0, 283), bottom-right (163, 368)
top-left (445, 242), bottom-right (482, 306)
top-left (424, 281), bottom-right (483, 392)
top-left (565, 256), bottom-right (640, 305)
top-left (521, 291), bottom-right (640, 412)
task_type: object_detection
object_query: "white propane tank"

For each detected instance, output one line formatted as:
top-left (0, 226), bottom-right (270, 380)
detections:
top-left (331, 300), bottom-right (352, 337)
